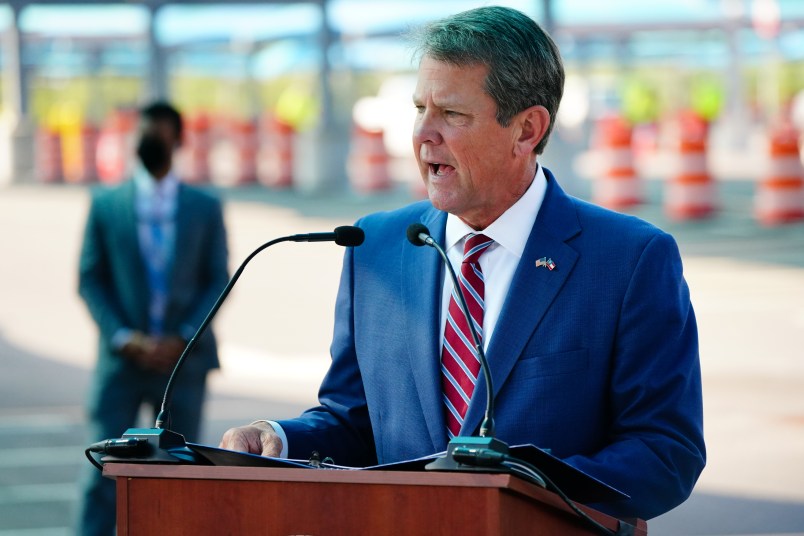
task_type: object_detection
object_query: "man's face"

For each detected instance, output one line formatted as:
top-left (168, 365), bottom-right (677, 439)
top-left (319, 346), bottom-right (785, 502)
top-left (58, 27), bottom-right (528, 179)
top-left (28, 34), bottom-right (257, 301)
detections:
top-left (137, 117), bottom-right (180, 151)
top-left (412, 56), bottom-right (534, 229)
top-left (136, 117), bottom-right (179, 178)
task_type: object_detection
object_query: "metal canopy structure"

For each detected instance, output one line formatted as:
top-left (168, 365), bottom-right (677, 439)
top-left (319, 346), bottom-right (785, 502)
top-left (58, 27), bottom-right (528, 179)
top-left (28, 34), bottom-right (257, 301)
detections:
top-left (2, 0), bottom-right (334, 115)
top-left (3, 0), bottom-right (804, 189)
top-left (0, 0), bottom-right (344, 190)
top-left (0, 1), bottom-right (554, 190)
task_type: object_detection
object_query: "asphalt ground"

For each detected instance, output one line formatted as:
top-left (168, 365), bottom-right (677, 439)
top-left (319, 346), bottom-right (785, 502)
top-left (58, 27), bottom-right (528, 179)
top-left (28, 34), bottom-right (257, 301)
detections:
top-left (0, 176), bottom-right (803, 535)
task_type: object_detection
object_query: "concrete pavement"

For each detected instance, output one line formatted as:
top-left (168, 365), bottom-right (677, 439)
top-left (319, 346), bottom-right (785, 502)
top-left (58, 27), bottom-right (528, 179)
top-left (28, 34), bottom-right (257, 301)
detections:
top-left (0, 180), bottom-right (803, 535)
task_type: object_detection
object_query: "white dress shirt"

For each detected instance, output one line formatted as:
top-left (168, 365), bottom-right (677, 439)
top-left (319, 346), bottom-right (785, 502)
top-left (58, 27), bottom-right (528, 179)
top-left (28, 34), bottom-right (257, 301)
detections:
top-left (440, 165), bottom-right (547, 351)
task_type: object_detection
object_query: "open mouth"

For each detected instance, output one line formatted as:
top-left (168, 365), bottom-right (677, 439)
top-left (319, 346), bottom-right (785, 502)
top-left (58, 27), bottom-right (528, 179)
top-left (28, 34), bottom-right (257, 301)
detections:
top-left (429, 163), bottom-right (455, 176)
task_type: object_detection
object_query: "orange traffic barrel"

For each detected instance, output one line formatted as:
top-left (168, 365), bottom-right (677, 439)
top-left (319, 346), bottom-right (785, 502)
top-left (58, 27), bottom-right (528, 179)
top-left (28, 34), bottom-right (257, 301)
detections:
top-left (347, 124), bottom-right (391, 193)
top-left (210, 118), bottom-right (258, 187)
top-left (34, 127), bottom-right (63, 183)
top-left (63, 123), bottom-right (98, 184)
top-left (176, 113), bottom-right (211, 184)
top-left (257, 116), bottom-right (295, 189)
top-left (754, 122), bottom-right (804, 225)
top-left (96, 109), bottom-right (137, 184)
top-left (591, 115), bottom-right (641, 211)
top-left (665, 113), bottom-right (716, 220)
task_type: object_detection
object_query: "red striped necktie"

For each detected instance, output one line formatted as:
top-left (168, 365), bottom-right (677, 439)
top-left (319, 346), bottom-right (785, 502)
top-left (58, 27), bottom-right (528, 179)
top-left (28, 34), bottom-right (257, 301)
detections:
top-left (441, 233), bottom-right (494, 438)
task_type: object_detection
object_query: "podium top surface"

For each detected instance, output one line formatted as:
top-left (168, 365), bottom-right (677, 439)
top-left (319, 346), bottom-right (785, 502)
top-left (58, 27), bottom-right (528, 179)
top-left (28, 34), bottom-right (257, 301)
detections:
top-left (104, 462), bottom-right (532, 490)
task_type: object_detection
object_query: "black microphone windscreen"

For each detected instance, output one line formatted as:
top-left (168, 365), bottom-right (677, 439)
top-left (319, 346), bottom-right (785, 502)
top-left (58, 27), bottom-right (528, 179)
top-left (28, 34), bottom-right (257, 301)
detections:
top-left (334, 226), bottom-right (365, 247)
top-left (406, 223), bottom-right (430, 246)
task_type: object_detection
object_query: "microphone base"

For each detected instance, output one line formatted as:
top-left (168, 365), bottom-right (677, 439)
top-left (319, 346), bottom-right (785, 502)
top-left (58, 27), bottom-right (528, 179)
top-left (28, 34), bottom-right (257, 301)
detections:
top-left (99, 428), bottom-right (202, 465)
top-left (425, 436), bottom-right (509, 473)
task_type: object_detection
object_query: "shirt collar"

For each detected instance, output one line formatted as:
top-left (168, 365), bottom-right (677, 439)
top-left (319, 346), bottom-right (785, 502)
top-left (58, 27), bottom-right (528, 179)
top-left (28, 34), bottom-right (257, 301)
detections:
top-left (133, 162), bottom-right (180, 200)
top-left (445, 164), bottom-right (547, 257)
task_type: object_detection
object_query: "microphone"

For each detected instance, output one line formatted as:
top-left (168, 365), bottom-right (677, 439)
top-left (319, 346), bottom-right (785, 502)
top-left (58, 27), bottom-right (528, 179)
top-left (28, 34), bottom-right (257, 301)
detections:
top-left (291, 226), bottom-right (365, 246)
top-left (406, 223), bottom-right (509, 472)
top-left (155, 225), bottom-right (362, 429)
top-left (405, 223), bottom-right (433, 247)
top-left (86, 226), bottom-right (364, 468)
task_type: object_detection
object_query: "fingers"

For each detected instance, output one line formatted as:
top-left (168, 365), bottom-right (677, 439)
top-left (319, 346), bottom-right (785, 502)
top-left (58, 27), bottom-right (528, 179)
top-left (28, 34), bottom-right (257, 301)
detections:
top-left (150, 345), bottom-right (181, 374)
top-left (124, 335), bottom-right (185, 374)
top-left (119, 331), bottom-right (150, 361)
top-left (157, 336), bottom-right (187, 357)
top-left (219, 426), bottom-right (255, 453)
top-left (219, 425), bottom-right (266, 454)
top-left (260, 428), bottom-right (284, 458)
top-left (219, 423), bottom-right (283, 457)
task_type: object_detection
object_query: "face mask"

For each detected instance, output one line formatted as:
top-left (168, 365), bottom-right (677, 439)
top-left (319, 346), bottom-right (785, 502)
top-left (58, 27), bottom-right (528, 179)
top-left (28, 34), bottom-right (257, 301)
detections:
top-left (136, 133), bottom-right (172, 176)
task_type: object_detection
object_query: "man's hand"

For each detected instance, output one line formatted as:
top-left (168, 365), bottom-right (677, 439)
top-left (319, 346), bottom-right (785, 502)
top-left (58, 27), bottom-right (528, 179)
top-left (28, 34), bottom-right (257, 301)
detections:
top-left (119, 331), bottom-right (151, 362)
top-left (121, 334), bottom-right (186, 374)
top-left (148, 336), bottom-right (186, 374)
top-left (219, 421), bottom-right (283, 457)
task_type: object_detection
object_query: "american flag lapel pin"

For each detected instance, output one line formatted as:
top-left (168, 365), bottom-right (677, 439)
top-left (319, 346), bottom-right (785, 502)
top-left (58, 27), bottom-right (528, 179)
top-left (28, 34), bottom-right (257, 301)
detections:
top-left (535, 257), bottom-right (557, 271)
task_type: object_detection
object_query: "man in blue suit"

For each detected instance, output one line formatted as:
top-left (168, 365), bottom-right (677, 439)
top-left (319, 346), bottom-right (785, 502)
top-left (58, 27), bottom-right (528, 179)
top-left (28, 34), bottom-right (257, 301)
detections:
top-left (221, 6), bottom-right (704, 521)
top-left (76, 102), bottom-right (229, 535)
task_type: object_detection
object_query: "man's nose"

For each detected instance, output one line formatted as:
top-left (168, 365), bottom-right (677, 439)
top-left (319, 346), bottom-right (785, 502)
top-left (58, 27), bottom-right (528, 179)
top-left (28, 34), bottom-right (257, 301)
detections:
top-left (412, 112), bottom-right (442, 145)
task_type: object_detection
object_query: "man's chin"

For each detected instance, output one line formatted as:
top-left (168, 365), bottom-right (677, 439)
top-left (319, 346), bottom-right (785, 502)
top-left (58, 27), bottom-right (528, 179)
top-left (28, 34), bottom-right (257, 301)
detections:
top-left (426, 188), bottom-right (458, 215)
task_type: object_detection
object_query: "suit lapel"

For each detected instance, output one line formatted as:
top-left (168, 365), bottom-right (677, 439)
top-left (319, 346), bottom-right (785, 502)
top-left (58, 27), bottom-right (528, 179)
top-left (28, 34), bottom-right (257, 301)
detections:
top-left (461, 171), bottom-right (582, 435)
top-left (164, 184), bottom-right (194, 332)
top-left (171, 185), bottom-right (190, 283)
top-left (115, 180), bottom-right (150, 328)
top-left (117, 180), bottom-right (140, 258)
top-left (402, 208), bottom-right (449, 453)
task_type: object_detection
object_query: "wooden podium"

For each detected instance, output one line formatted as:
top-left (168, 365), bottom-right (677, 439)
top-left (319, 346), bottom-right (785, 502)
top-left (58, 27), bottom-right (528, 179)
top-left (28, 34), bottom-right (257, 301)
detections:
top-left (104, 464), bottom-right (647, 535)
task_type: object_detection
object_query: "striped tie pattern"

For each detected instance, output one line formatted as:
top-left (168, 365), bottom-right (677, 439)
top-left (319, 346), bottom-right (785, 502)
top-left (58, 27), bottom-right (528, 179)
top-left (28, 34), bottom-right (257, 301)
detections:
top-left (441, 233), bottom-right (494, 438)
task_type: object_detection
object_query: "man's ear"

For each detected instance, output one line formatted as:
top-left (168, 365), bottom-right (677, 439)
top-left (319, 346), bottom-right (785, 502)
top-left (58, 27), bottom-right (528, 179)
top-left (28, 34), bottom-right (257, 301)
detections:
top-left (513, 105), bottom-right (550, 156)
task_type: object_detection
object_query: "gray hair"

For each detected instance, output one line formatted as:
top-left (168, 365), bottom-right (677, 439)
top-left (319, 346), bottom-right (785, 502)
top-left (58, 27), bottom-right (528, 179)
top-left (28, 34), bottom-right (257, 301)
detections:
top-left (408, 6), bottom-right (564, 154)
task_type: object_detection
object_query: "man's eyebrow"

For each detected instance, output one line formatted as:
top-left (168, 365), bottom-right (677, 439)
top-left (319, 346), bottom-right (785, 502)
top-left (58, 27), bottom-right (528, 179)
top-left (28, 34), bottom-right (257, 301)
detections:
top-left (414, 96), bottom-right (462, 109)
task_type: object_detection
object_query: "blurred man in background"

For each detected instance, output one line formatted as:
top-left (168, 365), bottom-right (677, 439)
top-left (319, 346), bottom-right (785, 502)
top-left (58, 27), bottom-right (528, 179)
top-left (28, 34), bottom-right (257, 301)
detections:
top-left (75, 101), bottom-right (228, 535)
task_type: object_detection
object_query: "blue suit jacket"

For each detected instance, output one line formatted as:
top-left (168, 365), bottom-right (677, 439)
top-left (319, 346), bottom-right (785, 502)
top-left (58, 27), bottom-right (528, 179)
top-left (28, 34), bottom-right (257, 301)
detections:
top-left (278, 169), bottom-right (705, 520)
top-left (78, 179), bottom-right (229, 377)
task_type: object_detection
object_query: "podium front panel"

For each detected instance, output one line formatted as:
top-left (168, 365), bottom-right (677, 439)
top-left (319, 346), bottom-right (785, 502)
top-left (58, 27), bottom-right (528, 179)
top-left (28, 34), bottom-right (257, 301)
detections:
top-left (105, 464), bottom-right (646, 535)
